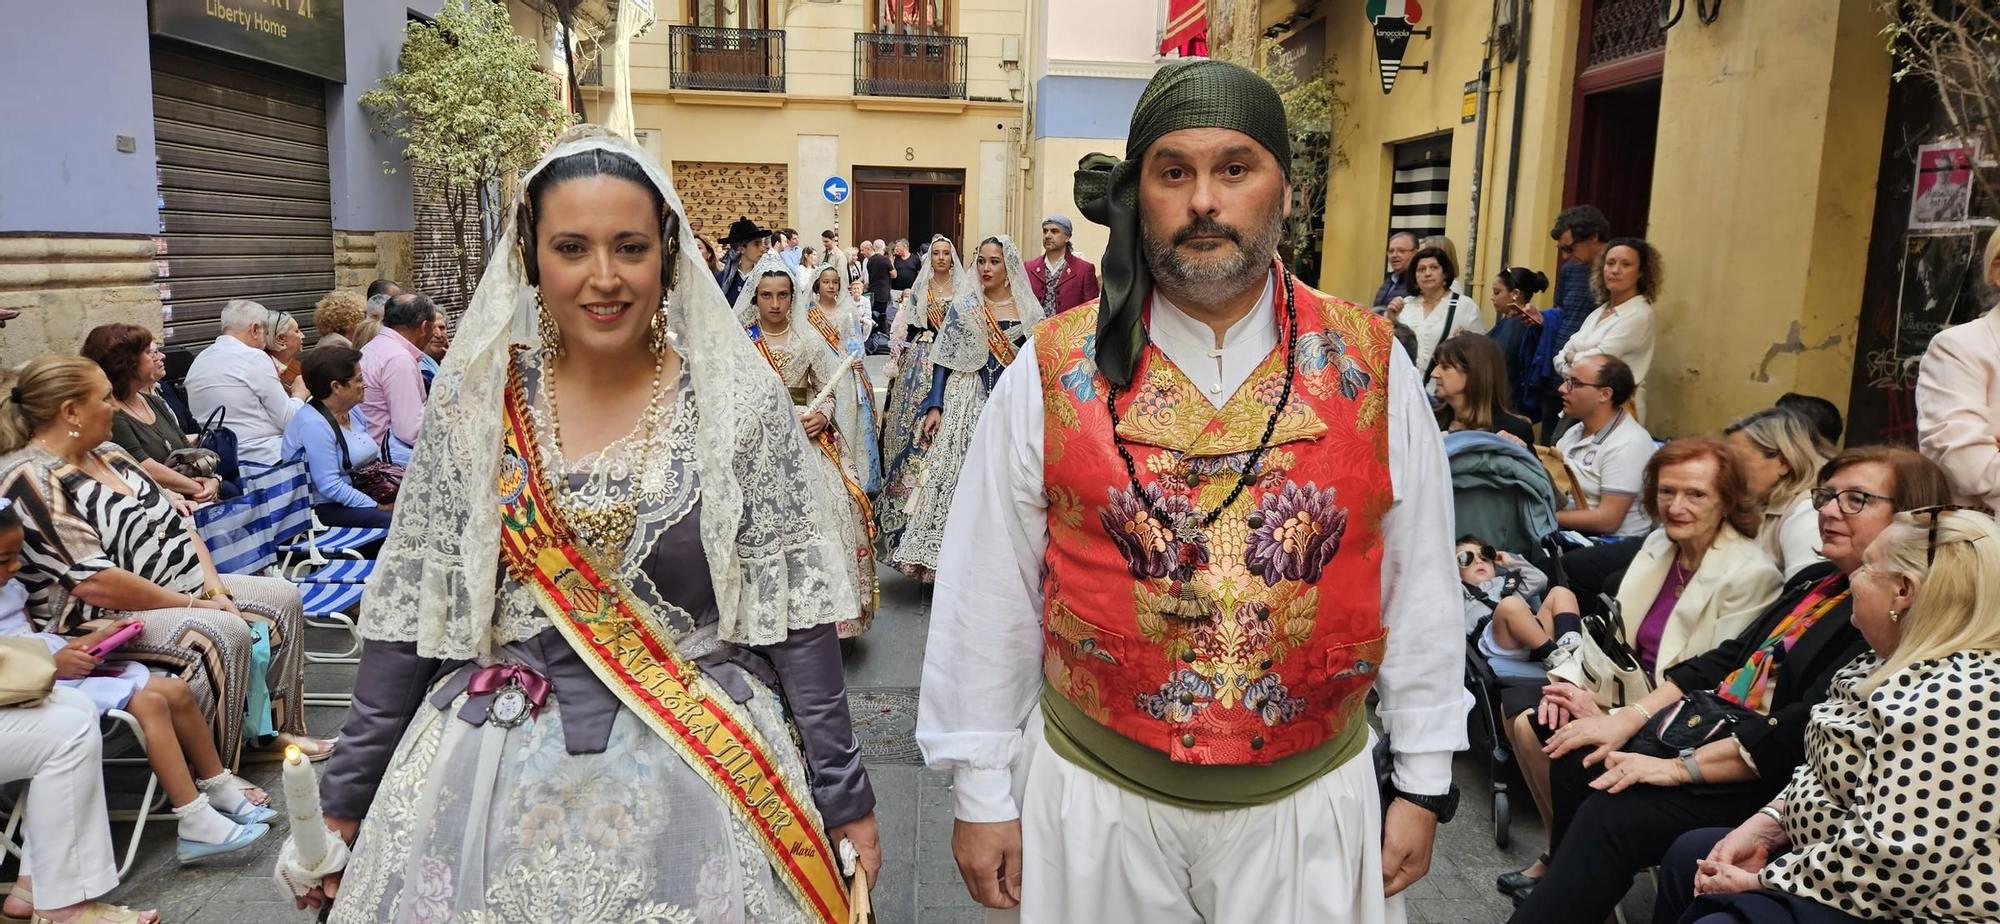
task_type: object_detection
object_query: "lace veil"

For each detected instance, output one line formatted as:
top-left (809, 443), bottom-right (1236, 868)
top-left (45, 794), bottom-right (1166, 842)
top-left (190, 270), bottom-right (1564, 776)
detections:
top-left (362, 127), bottom-right (847, 658)
top-left (733, 250), bottom-right (810, 330)
top-left (932, 234), bottom-right (1043, 374)
top-left (802, 249), bottom-right (861, 340)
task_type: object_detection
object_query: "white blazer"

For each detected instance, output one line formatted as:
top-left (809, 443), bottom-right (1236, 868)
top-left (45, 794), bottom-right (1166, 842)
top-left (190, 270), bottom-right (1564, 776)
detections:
top-left (1917, 309), bottom-right (2000, 509)
top-left (1614, 526), bottom-right (1783, 684)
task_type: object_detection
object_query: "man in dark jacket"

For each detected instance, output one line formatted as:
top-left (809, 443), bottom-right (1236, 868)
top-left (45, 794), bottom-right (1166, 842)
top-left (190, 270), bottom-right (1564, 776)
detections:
top-left (715, 216), bottom-right (771, 305)
top-left (1026, 215), bottom-right (1100, 314)
top-left (865, 242), bottom-right (895, 353)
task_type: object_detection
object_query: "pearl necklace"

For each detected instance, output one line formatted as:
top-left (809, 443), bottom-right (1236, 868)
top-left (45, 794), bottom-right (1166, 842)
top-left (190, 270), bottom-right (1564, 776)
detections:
top-left (538, 348), bottom-right (666, 568)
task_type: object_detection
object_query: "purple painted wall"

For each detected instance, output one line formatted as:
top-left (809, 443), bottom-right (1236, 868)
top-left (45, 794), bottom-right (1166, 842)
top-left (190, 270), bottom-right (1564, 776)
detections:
top-left (0, 3), bottom-right (160, 235)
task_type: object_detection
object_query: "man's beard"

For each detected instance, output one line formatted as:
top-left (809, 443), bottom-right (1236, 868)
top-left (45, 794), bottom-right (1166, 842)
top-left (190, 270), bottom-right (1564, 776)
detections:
top-left (1142, 201), bottom-right (1284, 306)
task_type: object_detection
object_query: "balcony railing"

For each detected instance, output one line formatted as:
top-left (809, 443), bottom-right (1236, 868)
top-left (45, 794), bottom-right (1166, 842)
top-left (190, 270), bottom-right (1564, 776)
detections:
top-left (853, 32), bottom-right (967, 99)
top-left (671, 25), bottom-right (786, 93)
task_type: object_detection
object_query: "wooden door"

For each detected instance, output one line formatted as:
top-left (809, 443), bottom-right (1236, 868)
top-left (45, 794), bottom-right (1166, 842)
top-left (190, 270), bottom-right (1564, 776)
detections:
top-left (857, 183), bottom-right (910, 246)
top-left (925, 187), bottom-right (962, 245)
top-left (1571, 81), bottom-right (1661, 237)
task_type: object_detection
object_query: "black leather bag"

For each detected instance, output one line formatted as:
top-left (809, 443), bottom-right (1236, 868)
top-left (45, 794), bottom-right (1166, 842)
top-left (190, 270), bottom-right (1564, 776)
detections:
top-left (1624, 690), bottom-right (1758, 760)
top-left (196, 408), bottom-right (241, 484)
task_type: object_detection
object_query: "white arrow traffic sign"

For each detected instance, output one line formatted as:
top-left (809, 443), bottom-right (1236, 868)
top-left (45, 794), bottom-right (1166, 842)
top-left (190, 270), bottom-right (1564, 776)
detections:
top-left (822, 177), bottom-right (850, 204)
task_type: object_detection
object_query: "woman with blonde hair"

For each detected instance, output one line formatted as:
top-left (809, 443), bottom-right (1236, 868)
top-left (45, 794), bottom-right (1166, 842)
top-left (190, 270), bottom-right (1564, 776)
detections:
top-left (1723, 407), bottom-right (1831, 578)
top-left (265, 310), bottom-right (305, 389)
top-left (1656, 505), bottom-right (2000, 923)
top-left (312, 290), bottom-right (370, 350)
top-left (0, 356), bottom-right (330, 770)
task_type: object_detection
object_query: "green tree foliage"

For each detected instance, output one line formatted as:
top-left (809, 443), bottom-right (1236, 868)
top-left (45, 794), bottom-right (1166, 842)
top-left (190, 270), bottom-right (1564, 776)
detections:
top-left (1879, 1), bottom-right (2000, 209)
top-left (360, 0), bottom-right (573, 307)
top-left (1250, 38), bottom-right (1349, 284)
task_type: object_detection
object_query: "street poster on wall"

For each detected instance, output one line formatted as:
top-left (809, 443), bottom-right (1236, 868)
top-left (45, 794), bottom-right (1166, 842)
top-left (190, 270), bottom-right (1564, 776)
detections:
top-left (1894, 231), bottom-right (1986, 361)
top-left (1909, 141), bottom-right (1977, 230)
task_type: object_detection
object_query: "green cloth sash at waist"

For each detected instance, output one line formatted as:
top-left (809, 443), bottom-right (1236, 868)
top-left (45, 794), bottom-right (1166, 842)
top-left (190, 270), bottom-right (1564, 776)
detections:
top-left (1038, 683), bottom-right (1368, 812)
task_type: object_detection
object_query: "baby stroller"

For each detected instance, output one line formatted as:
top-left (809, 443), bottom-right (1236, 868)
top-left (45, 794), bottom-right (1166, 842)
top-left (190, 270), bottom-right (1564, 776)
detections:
top-left (1445, 430), bottom-right (1562, 847)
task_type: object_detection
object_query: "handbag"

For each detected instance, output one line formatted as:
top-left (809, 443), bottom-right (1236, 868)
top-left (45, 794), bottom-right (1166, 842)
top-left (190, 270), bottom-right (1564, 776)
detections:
top-left (1624, 690), bottom-right (1758, 760)
top-left (197, 407), bottom-right (241, 485)
top-left (312, 402), bottom-right (402, 505)
top-left (1545, 607), bottom-right (1653, 710)
top-left (0, 637), bottom-right (57, 707)
top-left (166, 446), bottom-right (220, 480)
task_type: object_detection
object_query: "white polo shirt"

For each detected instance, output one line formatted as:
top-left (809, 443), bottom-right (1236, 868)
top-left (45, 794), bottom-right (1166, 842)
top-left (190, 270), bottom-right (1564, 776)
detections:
top-left (1556, 410), bottom-right (1657, 537)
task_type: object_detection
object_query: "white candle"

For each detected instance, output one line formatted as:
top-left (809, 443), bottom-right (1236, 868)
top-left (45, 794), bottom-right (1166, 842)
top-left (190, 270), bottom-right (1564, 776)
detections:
top-left (281, 744), bottom-right (328, 869)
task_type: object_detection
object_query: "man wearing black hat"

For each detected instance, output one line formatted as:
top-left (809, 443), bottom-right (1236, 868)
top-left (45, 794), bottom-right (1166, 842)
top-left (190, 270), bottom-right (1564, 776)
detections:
top-left (715, 216), bottom-right (771, 305)
top-left (916, 59), bottom-right (1465, 922)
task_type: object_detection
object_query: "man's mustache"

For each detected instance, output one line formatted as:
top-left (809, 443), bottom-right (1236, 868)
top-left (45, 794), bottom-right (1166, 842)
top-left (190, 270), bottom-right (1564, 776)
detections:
top-left (1172, 216), bottom-right (1243, 247)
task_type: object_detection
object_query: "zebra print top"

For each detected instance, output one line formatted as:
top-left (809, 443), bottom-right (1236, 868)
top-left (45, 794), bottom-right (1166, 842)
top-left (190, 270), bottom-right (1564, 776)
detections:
top-left (0, 444), bottom-right (206, 634)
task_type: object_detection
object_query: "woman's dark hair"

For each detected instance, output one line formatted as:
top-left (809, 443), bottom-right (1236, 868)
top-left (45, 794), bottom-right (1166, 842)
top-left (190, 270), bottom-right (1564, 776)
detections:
top-left (1432, 333), bottom-right (1515, 432)
top-left (79, 323), bottom-right (155, 401)
top-left (0, 499), bottom-right (19, 534)
top-left (1495, 267), bottom-right (1550, 302)
top-left (753, 268), bottom-right (795, 298)
top-left (1641, 436), bottom-right (1763, 539)
top-left (1406, 246), bottom-right (1458, 293)
top-left (1777, 392), bottom-right (1843, 447)
top-left (516, 146), bottom-right (680, 291)
top-left (300, 345), bottom-right (363, 403)
top-left (1590, 237), bottom-right (1664, 302)
top-left (1817, 446), bottom-right (1954, 512)
top-left (1391, 322), bottom-right (1418, 364)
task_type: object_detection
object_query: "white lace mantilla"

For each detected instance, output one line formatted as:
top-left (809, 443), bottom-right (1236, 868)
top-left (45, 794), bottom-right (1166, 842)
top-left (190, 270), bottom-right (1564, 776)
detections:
top-left (361, 127), bottom-right (849, 658)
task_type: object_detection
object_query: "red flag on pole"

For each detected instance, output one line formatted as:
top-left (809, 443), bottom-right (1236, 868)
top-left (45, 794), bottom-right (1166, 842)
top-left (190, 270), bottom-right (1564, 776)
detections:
top-left (1161, 0), bottom-right (1208, 58)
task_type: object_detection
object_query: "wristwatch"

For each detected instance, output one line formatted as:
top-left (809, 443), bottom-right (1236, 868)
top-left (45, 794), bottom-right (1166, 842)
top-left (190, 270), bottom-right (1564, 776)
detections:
top-left (1391, 784), bottom-right (1460, 823)
top-left (1678, 747), bottom-right (1706, 784)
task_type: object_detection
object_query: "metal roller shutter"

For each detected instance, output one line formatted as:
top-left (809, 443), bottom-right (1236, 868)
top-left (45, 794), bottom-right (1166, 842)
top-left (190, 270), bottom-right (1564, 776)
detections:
top-left (152, 39), bottom-right (333, 351)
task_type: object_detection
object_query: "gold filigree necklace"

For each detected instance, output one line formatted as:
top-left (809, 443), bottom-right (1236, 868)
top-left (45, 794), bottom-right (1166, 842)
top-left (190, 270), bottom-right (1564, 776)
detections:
top-left (539, 348), bottom-right (666, 568)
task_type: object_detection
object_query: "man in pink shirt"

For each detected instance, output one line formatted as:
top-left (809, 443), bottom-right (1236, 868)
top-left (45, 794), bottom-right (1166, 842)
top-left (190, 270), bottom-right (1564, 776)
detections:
top-left (359, 293), bottom-right (438, 464)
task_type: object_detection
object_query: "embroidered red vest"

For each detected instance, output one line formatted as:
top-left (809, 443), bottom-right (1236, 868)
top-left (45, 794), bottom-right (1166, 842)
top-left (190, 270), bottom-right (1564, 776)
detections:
top-left (1036, 275), bottom-right (1396, 766)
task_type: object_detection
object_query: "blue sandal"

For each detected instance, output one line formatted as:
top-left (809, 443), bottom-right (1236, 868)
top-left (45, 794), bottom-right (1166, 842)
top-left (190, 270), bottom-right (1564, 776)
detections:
top-left (178, 821), bottom-right (269, 864)
top-left (219, 803), bottom-right (278, 826)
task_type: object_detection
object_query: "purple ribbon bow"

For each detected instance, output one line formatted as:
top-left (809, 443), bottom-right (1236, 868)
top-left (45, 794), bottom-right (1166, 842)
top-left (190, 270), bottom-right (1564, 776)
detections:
top-left (466, 663), bottom-right (552, 717)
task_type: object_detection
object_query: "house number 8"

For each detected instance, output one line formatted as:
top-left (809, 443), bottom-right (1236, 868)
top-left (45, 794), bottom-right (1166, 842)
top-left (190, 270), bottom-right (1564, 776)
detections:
top-left (905, 147), bottom-right (916, 162)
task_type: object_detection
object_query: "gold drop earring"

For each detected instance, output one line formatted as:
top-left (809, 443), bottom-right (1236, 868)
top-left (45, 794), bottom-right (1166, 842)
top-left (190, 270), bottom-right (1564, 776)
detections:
top-left (536, 290), bottom-right (564, 359)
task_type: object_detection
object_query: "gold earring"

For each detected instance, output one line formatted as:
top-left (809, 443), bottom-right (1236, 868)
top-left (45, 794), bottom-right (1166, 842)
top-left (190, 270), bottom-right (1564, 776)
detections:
top-left (536, 290), bottom-right (564, 359)
top-left (1888, 608), bottom-right (1903, 624)
top-left (649, 295), bottom-right (671, 355)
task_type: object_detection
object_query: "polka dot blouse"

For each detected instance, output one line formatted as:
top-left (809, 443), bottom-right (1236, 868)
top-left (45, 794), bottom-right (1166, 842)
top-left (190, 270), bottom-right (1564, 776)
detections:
top-left (1760, 651), bottom-right (2000, 922)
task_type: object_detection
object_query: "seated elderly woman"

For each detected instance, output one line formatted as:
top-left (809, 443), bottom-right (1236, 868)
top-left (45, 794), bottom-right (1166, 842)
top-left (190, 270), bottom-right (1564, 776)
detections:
top-left (312, 289), bottom-right (370, 351)
top-left (0, 356), bottom-right (333, 770)
top-left (281, 345), bottom-right (394, 530)
top-left (1506, 437), bottom-right (1786, 886)
top-left (1654, 505), bottom-right (2000, 924)
top-left (266, 309), bottom-right (305, 390)
top-left (1502, 447), bottom-right (1955, 923)
top-left (81, 323), bottom-right (223, 505)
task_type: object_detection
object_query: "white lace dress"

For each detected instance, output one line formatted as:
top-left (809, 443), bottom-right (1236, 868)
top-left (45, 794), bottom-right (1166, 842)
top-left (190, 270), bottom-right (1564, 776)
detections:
top-left (325, 362), bottom-right (872, 923)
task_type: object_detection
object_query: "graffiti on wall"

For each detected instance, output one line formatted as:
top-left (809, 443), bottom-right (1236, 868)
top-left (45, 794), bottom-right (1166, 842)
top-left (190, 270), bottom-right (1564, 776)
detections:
top-left (670, 161), bottom-right (789, 243)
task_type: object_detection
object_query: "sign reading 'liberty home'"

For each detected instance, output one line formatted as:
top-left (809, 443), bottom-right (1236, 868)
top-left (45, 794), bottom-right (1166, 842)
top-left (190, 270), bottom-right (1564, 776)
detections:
top-left (151, 0), bottom-right (347, 82)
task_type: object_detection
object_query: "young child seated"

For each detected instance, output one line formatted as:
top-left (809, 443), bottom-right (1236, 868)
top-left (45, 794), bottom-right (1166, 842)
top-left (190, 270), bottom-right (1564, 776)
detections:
top-left (0, 500), bottom-right (272, 874)
top-left (1456, 536), bottom-right (1574, 680)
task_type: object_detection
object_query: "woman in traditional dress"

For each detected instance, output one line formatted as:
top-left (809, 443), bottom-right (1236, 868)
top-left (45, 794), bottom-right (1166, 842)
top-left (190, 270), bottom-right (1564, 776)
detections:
top-left (805, 255), bottom-right (883, 495)
top-left (296, 128), bottom-right (880, 923)
top-left (733, 253), bottom-right (878, 640)
top-left (889, 235), bottom-right (1042, 580)
top-left (876, 235), bottom-right (965, 561)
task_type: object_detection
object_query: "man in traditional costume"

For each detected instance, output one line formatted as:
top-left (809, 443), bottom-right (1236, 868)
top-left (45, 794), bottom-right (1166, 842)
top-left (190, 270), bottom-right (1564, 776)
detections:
top-left (735, 252), bottom-right (879, 639)
top-left (916, 61), bottom-right (1466, 922)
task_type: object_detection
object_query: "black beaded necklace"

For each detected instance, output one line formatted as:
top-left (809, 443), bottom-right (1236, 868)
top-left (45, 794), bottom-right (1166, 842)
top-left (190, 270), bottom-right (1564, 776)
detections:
top-left (1105, 267), bottom-right (1298, 551)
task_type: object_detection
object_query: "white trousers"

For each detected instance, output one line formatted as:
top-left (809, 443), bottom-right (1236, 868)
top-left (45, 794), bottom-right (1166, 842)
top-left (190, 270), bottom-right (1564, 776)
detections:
top-left (1004, 716), bottom-right (1404, 924)
top-left (0, 686), bottom-right (118, 908)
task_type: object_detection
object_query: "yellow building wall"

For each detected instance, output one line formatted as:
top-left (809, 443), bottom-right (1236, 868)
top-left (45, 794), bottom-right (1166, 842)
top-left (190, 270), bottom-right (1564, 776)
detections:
top-left (1269, 0), bottom-right (1888, 436)
top-left (1642, 0), bottom-right (1888, 434)
top-left (1285, 0), bottom-right (1581, 328)
top-left (605, 0), bottom-right (1028, 245)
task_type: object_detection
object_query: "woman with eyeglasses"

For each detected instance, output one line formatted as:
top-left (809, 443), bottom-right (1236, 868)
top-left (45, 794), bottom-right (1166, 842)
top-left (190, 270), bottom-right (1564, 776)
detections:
top-left (80, 323), bottom-right (222, 506)
top-left (1501, 447), bottom-right (1954, 923)
top-left (1655, 504), bottom-right (2000, 924)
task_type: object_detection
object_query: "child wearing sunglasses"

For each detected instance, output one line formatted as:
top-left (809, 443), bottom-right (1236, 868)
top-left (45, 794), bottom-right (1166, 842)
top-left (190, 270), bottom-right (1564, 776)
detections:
top-left (1458, 536), bottom-right (1570, 680)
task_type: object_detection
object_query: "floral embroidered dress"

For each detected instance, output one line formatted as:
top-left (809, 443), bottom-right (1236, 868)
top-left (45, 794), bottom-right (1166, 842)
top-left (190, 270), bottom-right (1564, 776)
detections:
top-left (877, 244), bottom-right (965, 561)
top-left (748, 321), bottom-right (878, 639)
top-left (890, 236), bottom-right (1045, 579)
top-left (319, 358), bottom-right (874, 923)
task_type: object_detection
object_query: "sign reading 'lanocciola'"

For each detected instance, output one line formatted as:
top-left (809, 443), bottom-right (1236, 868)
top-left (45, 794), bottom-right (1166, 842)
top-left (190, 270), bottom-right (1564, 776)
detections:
top-left (150, 0), bottom-right (347, 82)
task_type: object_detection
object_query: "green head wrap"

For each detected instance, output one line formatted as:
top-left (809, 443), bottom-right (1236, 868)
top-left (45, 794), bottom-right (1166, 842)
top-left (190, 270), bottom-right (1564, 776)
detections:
top-left (1075, 59), bottom-right (1292, 387)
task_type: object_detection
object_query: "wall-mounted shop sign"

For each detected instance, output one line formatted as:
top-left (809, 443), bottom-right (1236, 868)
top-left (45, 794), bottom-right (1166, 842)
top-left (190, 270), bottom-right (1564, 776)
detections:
top-left (150, 0), bottom-right (346, 82)
top-left (1365, 0), bottom-right (1430, 95)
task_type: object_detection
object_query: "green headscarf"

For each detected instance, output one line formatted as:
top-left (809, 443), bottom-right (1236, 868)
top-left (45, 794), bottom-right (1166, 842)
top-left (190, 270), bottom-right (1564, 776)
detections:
top-left (1075, 59), bottom-right (1292, 387)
